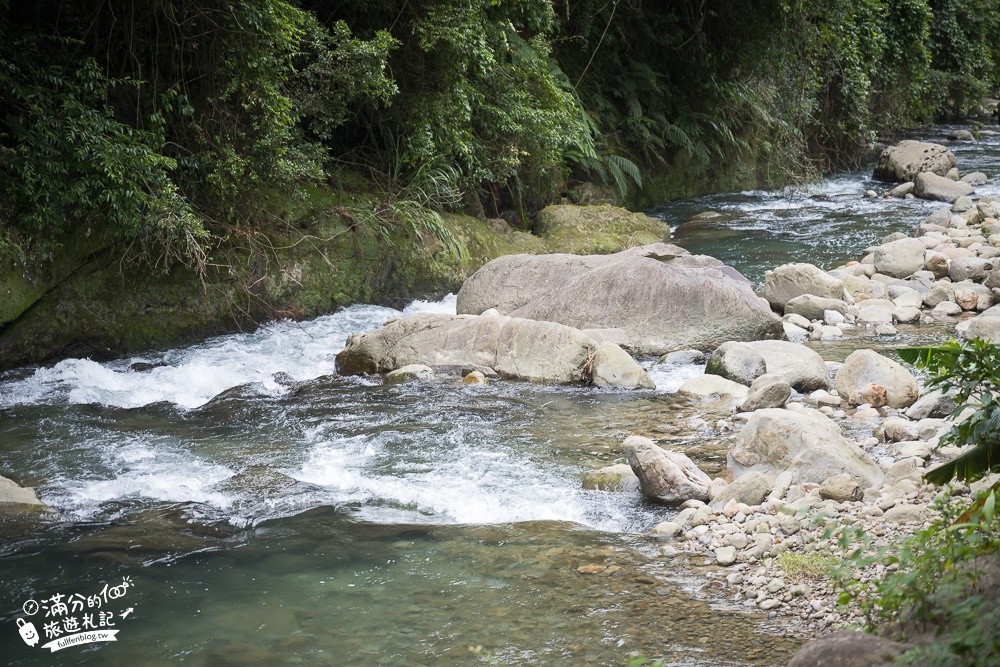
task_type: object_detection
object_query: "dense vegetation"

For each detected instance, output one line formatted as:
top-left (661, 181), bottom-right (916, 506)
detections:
top-left (2, 0), bottom-right (1000, 269)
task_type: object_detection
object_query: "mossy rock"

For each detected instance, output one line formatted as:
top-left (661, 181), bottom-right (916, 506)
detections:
top-left (532, 204), bottom-right (670, 255)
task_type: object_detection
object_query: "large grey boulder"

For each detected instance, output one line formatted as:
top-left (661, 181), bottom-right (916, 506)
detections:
top-left (457, 245), bottom-right (781, 355)
top-left (914, 171), bottom-right (974, 203)
top-left (874, 238), bottom-right (928, 278)
top-left (872, 140), bottom-right (957, 183)
top-left (730, 409), bottom-right (884, 488)
top-left (624, 435), bottom-right (712, 504)
top-left (707, 340), bottom-right (830, 392)
top-left (456, 245), bottom-right (686, 316)
top-left (763, 263), bottom-right (847, 311)
top-left (834, 349), bottom-right (920, 409)
top-left (335, 313), bottom-right (654, 388)
top-left (786, 631), bottom-right (913, 667)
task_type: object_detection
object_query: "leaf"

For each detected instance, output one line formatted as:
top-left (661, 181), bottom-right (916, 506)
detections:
top-left (924, 439), bottom-right (1000, 485)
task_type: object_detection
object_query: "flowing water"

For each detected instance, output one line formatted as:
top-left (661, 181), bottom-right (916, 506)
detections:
top-left (2, 124), bottom-right (998, 666)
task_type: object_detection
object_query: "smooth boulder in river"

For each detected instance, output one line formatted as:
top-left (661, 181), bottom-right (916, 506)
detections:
top-left (706, 340), bottom-right (831, 392)
top-left (834, 349), bottom-right (920, 409)
top-left (729, 408), bottom-right (884, 488)
top-left (872, 140), bottom-right (957, 183)
top-left (624, 435), bottom-right (712, 504)
top-left (457, 244), bottom-right (782, 355)
top-left (335, 313), bottom-right (654, 388)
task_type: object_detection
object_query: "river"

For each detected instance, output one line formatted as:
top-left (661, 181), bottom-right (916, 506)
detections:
top-left (1, 124), bottom-right (996, 666)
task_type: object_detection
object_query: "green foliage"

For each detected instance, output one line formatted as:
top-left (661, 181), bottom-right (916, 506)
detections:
top-left (898, 338), bottom-right (1000, 484)
top-left (0, 40), bottom-right (207, 268)
top-left (341, 157), bottom-right (463, 257)
top-left (833, 489), bottom-right (1000, 666)
top-left (927, 0), bottom-right (1000, 117)
top-left (776, 551), bottom-right (836, 584)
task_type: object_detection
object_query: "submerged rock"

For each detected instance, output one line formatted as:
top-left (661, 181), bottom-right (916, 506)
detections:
top-left (581, 464), bottom-right (640, 492)
top-left (623, 435), bottom-right (712, 505)
top-left (0, 475), bottom-right (51, 516)
top-left (335, 312), bottom-right (653, 388)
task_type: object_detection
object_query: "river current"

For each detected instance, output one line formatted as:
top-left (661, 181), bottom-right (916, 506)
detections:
top-left (1, 124), bottom-right (997, 665)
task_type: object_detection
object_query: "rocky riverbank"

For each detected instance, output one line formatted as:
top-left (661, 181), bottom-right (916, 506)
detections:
top-left (605, 137), bottom-right (1000, 663)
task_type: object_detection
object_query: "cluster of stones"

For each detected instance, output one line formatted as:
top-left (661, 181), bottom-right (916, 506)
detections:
top-left (590, 138), bottom-right (1000, 642)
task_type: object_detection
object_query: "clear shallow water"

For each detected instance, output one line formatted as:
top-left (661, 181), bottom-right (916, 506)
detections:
top-left (3, 124), bottom-right (997, 665)
top-left (650, 124), bottom-right (1000, 285)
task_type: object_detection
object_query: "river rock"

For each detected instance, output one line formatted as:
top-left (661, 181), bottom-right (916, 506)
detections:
top-left (959, 315), bottom-right (1000, 342)
top-left (931, 285), bottom-right (958, 308)
top-left (887, 182), bottom-right (914, 197)
top-left (931, 300), bottom-right (963, 316)
top-left (460, 245), bottom-right (782, 355)
top-left (623, 435), bottom-right (712, 505)
top-left (677, 374), bottom-right (749, 402)
top-left (872, 140), bottom-right (957, 183)
top-left (730, 409), bottom-right (884, 488)
top-left (737, 375), bottom-right (792, 412)
top-left (924, 252), bottom-right (950, 279)
top-left (456, 244), bottom-right (682, 315)
top-left (855, 298), bottom-right (896, 323)
top-left (714, 546), bottom-right (738, 566)
top-left (834, 349), bottom-right (920, 409)
top-left (914, 171), bottom-right (975, 203)
top-left (905, 388), bottom-right (958, 420)
top-left (892, 306), bottom-right (921, 323)
top-left (335, 313), bottom-right (653, 388)
top-left (963, 171), bottom-right (989, 186)
top-left (819, 473), bottom-right (862, 502)
top-left (582, 464), bottom-right (640, 492)
top-left (784, 294), bottom-right (848, 320)
top-left (385, 364), bottom-right (435, 383)
top-left (786, 630), bottom-right (914, 667)
top-left (591, 342), bottom-right (656, 389)
top-left (874, 238), bottom-right (927, 278)
top-left (705, 342), bottom-right (766, 385)
top-left (706, 340), bottom-right (830, 392)
top-left (710, 471), bottom-right (772, 508)
top-left (0, 475), bottom-right (47, 510)
top-left (950, 256), bottom-right (993, 282)
top-left (763, 263), bottom-right (848, 310)
top-left (883, 504), bottom-right (929, 524)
